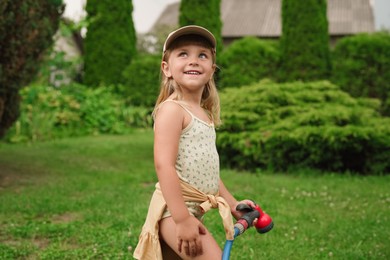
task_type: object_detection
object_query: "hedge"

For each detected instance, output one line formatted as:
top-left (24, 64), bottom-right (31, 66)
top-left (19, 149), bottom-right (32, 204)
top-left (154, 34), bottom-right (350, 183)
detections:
top-left (122, 55), bottom-right (161, 107)
top-left (5, 84), bottom-right (152, 143)
top-left (218, 37), bottom-right (279, 89)
top-left (217, 80), bottom-right (390, 174)
top-left (332, 32), bottom-right (390, 115)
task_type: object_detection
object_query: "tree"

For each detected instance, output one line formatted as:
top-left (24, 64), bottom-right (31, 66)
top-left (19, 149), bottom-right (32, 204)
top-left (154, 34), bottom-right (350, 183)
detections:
top-left (279, 0), bottom-right (331, 82)
top-left (0, 0), bottom-right (63, 138)
top-left (84, 0), bottom-right (136, 86)
top-left (179, 0), bottom-right (223, 54)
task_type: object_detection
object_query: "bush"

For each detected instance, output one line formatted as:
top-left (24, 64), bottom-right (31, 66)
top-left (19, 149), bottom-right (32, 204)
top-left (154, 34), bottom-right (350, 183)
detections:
top-left (217, 80), bottom-right (390, 174)
top-left (0, 0), bottom-right (63, 138)
top-left (218, 37), bottom-right (279, 89)
top-left (332, 32), bottom-right (390, 115)
top-left (122, 55), bottom-right (161, 107)
top-left (5, 84), bottom-right (153, 143)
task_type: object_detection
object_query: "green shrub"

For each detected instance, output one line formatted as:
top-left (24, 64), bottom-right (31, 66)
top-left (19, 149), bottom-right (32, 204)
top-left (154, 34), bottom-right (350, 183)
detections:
top-left (279, 0), bottom-right (331, 82)
top-left (218, 80), bottom-right (390, 174)
top-left (332, 32), bottom-right (390, 115)
top-left (122, 55), bottom-right (161, 107)
top-left (218, 37), bottom-right (279, 89)
top-left (5, 84), bottom-right (152, 143)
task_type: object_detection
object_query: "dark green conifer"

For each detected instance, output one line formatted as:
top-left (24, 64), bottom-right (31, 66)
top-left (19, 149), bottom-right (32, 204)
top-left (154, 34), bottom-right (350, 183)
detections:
top-left (0, 0), bottom-right (63, 137)
top-left (84, 0), bottom-right (136, 86)
top-left (279, 0), bottom-right (331, 82)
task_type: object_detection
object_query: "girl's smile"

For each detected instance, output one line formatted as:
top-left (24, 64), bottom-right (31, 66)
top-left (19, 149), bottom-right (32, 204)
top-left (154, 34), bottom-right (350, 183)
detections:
top-left (184, 70), bottom-right (201, 75)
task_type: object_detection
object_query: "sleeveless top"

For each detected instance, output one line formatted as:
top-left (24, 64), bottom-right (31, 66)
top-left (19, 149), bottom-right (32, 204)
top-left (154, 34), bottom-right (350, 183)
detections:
top-left (171, 101), bottom-right (220, 194)
top-left (158, 100), bottom-right (220, 218)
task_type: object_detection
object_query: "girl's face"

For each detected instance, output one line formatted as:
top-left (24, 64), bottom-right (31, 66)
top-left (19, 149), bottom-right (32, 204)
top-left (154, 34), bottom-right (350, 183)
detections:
top-left (162, 43), bottom-right (215, 94)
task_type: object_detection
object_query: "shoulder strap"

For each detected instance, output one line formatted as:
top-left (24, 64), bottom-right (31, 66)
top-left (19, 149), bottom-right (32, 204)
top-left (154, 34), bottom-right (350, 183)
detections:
top-left (161, 100), bottom-right (194, 118)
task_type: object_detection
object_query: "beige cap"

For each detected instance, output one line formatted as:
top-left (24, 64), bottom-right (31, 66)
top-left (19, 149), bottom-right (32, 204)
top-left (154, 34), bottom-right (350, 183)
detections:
top-left (163, 25), bottom-right (216, 53)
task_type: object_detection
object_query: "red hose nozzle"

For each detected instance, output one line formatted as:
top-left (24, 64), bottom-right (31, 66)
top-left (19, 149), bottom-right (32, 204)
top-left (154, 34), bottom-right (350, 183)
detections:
top-left (235, 203), bottom-right (274, 234)
top-left (253, 205), bottom-right (274, 233)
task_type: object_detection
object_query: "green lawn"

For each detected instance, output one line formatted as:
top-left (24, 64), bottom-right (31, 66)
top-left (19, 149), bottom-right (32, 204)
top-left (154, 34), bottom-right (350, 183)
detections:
top-left (0, 130), bottom-right (389, 259)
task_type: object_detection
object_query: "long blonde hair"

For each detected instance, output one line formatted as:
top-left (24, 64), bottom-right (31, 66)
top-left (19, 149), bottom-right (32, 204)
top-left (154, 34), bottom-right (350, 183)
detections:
top-left (152, 35), bottom-right (221, 126)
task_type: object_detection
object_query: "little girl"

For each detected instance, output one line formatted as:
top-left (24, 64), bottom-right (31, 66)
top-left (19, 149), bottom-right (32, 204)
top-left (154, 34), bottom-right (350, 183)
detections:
top-left (133, 25), bottom-right (256, 260)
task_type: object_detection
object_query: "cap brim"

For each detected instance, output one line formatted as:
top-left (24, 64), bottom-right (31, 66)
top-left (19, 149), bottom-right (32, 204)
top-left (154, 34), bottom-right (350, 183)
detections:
top-left (163, 25), bottom-right (216, 52)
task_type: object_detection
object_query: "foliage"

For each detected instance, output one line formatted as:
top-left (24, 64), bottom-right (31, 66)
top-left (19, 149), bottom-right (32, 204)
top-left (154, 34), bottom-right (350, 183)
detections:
top-left (217, 80), bottom-right (390, 174)
top-left (279, 0), bottom-right (331, 82)
top-left (0, 132), bottom-right (389, 259)
top-left (122, 54), bottom-right (161, 107)
top-left (37, 51), bottom-right (81, 87)
top-left (0, 0), bottom-right (63, 138)
top-left (5, 84), bottom-right (152, 143)
top-left (218, 37), bottom-right (279, 89)
top-left (179, 0), bottom-right (223, 54)
top-left (84, 0), bottom-right (137, 86)
top-left (332, 32), bottom-right (390, 115)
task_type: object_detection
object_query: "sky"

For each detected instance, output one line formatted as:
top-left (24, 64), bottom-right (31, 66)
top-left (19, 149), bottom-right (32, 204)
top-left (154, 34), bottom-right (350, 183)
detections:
top-left (374, 0), bottom-right (390, 30)
top-left (63, 0), bottom-right (390, 33)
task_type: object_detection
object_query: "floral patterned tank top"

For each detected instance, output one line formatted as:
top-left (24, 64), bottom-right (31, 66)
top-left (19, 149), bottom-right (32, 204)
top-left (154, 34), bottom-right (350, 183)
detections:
top-left (164, 100), bottom-right (220, 195)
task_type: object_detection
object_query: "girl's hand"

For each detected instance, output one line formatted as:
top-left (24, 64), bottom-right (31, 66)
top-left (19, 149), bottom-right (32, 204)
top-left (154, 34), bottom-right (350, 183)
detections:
top-left (231, 199), bottom-right (257, 220)
top-left (176, 216), bottom-right (206, 257)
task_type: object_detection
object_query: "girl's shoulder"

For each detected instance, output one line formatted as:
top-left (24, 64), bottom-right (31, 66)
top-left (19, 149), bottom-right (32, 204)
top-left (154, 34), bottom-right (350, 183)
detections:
top-left (157, 100), bottom-right (193, 117)
top-left (157, 99), bottom-right (183, 112)
top-left (154, 100), bottom-right (193, 130)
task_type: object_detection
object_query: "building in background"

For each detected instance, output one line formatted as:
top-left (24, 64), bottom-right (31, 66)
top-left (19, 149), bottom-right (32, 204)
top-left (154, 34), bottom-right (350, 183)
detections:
top-left (151, 0), bottom-right (375, 46)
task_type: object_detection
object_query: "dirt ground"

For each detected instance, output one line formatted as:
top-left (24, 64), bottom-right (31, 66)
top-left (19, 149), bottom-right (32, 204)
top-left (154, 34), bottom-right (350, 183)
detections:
top-left (0, 162), bottom-right (48, 191)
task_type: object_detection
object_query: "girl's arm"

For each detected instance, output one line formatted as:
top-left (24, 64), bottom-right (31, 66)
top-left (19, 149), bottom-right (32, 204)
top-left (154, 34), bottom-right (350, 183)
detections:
top-left (154, 103), bottom-right (189, 222)
top-left (154, 102), bottom-right (205, 256)
top-left (219, 179), bottom-right (257, 220)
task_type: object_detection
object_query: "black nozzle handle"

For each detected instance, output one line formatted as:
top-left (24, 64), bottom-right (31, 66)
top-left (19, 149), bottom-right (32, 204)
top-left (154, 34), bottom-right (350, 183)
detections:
top-left (236, 203), bottom-right (253, 213)
top-left (240, 210), bottom-right (260, 228)
top-left (236, 203), bottom-right (259, 228)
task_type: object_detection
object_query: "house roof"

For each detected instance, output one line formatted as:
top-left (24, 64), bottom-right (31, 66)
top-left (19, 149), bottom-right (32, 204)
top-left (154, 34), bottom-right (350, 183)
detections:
top-left (151, 0), bottom-right (375, 37)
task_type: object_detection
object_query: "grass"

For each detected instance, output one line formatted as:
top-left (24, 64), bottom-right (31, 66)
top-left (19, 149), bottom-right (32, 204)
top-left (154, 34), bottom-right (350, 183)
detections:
top-left (0, 129), bottom-right (389, 259)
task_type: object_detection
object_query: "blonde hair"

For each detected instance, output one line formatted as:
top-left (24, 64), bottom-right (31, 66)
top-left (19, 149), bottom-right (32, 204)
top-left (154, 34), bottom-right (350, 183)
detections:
top-left (152, 35), bottom-right (221, 126)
